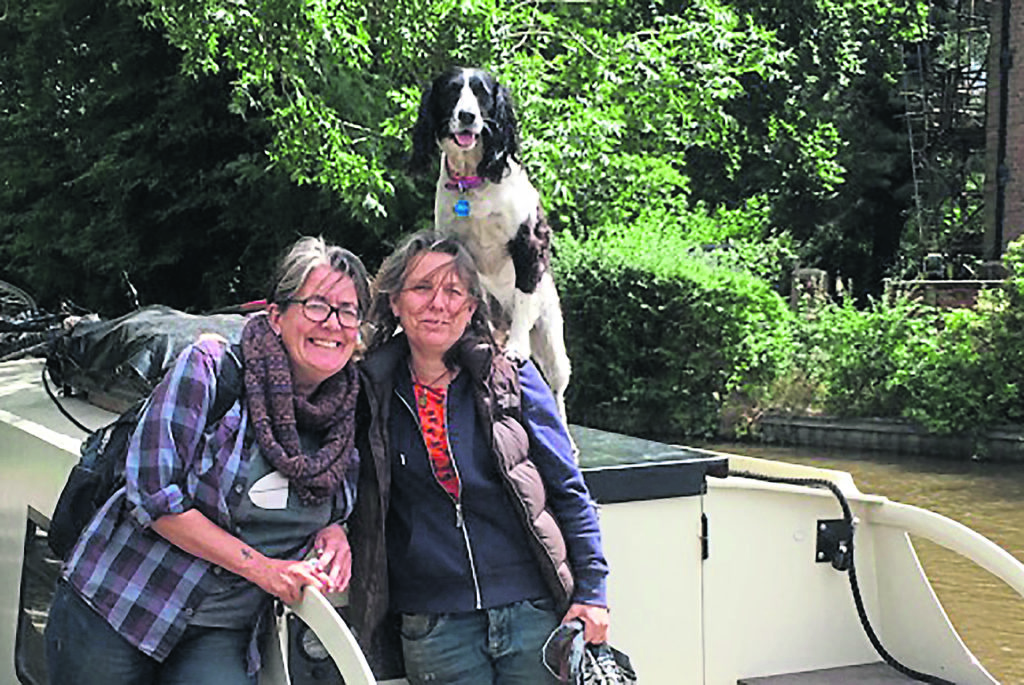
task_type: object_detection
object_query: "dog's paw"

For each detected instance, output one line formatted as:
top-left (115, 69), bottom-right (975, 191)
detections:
top-left (504, 335), bottom-right (532, 362)
top-left (508, 207), bottom-right (551, 293)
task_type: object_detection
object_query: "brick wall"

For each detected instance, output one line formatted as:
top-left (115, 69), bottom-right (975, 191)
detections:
top-left (985, 0), bottom-right (1024, 257)
top-left (885, 279), bottom-right (1006, 309)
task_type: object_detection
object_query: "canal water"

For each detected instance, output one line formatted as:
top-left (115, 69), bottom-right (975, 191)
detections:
top-left (705, 442), bottom-right (1024, 684)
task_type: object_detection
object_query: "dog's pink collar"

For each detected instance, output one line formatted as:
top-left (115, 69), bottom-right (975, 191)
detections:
top-left (444, 163), bottom-right (484, 192)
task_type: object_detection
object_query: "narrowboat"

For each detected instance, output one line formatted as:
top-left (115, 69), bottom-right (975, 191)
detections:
top-left (1, 321), bottom-right (1023, 684)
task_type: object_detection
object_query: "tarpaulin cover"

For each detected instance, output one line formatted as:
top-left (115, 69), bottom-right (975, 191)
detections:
top-left (47, 305), bottom-right (248, 412)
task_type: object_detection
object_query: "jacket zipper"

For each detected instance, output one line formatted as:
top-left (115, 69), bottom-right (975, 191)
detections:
top-left (396, 388), bottom-right (484, 610)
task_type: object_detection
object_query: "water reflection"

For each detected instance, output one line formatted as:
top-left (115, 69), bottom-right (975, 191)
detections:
top-left (706, 442), bottom-right (1024, 684)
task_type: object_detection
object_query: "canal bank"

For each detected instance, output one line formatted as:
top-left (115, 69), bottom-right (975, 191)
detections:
top-left (752, 413), bottom-right (1024, 461)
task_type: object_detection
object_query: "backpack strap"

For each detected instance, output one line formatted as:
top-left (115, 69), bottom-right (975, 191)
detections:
top-left (209, 342), bottom-right (243, 424)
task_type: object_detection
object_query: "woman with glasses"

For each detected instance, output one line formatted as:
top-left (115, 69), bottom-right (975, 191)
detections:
top-left (46, 236), bottom-right (368, 685)
top-left (346, 231), bottom-right (610, 684)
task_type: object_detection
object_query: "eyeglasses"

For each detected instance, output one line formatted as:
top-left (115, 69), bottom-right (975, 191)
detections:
top-left (285, 298), bottom-right (361, 328)
top-left (402, 282), bottom-right (472, 309)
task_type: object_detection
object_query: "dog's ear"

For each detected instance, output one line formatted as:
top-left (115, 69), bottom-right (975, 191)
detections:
top-left (409, 83), bottom-right (438, 174)
top-left (480, 82), bottom-right (520, 183)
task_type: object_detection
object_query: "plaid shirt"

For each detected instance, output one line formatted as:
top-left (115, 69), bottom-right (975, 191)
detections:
top-left (62, 337), bottom-right (356, 672)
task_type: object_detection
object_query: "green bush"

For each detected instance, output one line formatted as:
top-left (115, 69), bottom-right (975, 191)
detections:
top-left (554, 228), bottom-right (1024, 444)
top-left (778, 289), bottom-right (1021, 438)
top-left (890, 242), bottom-right (1024, 436)
top-left (888, 307), bottom-right (1003, 435)
top-left (553, 223), bottom-right (793, 440)
top-left (810, 298), bottom-right (921, 419)
top-left (971, 245), bottom-right (1024, 427)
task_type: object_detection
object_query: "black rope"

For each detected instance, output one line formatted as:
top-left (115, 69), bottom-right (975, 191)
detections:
top-left (728, 469), bottom-right (956, 685)
top-left (41, 366), bottom-right (93, 433)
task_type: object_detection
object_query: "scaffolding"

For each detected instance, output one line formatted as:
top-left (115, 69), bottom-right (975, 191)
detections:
top-left (900, 0), bottom-right (990, 274)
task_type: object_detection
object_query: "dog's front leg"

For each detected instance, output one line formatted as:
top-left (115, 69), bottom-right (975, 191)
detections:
top-left (504, 290), bottom-right (537, 360)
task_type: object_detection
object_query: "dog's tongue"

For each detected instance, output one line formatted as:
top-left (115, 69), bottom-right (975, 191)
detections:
top-left (455, 132), bottom-right (477, 147)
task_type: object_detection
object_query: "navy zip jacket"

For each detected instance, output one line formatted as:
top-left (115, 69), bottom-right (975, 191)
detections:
top-left (347, 335), bottom-right (608, 675)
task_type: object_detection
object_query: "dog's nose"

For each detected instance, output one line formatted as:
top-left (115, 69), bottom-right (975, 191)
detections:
top-left (457, 110), bottom-right (476, 125)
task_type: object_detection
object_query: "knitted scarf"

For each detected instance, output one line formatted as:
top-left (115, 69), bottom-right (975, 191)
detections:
top-left (240, 312), bottom-right (359, 506)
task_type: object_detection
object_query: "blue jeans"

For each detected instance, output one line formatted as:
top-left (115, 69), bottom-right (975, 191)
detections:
top-left (400, 598), bottom-right (562, 685)
top-left (45, 581), bottom-right (256, 685)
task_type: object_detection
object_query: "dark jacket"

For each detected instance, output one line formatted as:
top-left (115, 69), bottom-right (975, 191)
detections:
top-left (346, 334), bottom-right (607, 678)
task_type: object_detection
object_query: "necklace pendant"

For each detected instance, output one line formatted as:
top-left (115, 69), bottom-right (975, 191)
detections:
top-left (454, 198), bottom-right (470, 217)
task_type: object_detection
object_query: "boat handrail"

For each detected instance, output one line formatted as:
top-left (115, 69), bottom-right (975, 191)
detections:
top-left (869, 500), bottom-right (1024, 601)
top-left (722, 453), bottom-right (864, 495)
top-left (710, 454), bottom-right (898, 506)
top-left (288, 587), bottom-right (376, 685)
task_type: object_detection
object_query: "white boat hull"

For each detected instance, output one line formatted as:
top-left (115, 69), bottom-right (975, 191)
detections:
top-left (1, 358), bottom-right (1022, 684)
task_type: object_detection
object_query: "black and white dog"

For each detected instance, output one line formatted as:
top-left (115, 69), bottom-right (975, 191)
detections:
top-left (411, 67), bottom-right (572, 426)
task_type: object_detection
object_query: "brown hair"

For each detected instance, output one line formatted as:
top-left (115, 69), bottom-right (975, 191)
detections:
top-left (268, 236), bottom-right (370, 316)
top-left (365, 231), bottom-right (494, 355)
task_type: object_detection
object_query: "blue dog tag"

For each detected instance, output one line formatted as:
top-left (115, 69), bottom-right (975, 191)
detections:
top-left (454, 199), bottom-right (470, 217)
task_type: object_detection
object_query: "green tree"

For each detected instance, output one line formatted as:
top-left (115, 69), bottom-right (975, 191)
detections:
top-left (5, 0), bottom-right (934, 311)
top-left (724, 0), bottom-right (926, 302)
top-left (3, 0), bottom-right (957, 437)
top-left (0, 0), bottom-right (381, 314)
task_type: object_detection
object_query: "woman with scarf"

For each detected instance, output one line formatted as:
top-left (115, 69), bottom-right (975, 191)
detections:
top-left (45, 236), bottom-right (367, 685)
top-left (347, 231), bottom-right (610, 684)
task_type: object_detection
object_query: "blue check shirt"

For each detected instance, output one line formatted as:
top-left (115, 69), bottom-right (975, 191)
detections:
top-left (62, 337), bottom-right (356, 672)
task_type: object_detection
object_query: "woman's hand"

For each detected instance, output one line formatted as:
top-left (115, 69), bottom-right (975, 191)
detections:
top-left (152, 510), bottom-right (341, 605)
top-left (311, 523), bottom-right (352, 593)
top-left (254, 557), bottom-right (332, 605)
top-left (562, 603), bottom-right (610, 644)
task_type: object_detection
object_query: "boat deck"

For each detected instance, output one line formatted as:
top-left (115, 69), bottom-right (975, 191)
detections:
top-left (739, 662), bottom-right (917, 683)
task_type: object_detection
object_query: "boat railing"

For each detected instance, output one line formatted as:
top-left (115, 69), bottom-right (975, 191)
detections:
top-left (869, 500), bottom-right (1024, 601)
top-left (282, 588), bottom-right (376, 685)
top-left (723, 452), bottom-right (1024, 601)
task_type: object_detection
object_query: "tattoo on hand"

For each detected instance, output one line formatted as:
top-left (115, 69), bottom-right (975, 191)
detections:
top-left (241, 548), bottom-right (253, 560)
